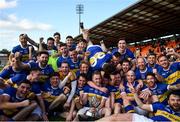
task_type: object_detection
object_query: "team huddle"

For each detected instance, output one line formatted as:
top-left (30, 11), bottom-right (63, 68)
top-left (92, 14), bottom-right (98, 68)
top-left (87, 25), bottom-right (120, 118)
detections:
top-left (0, 29), bottom-right (179, 121)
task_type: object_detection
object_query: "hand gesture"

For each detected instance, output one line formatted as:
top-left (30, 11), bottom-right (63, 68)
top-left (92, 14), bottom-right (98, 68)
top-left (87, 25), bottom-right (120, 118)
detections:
top-left (166, 48), bottom-right (175, 56)
top-left (89, 107), bottom-right (96, 113)
top-left (63, 86), bottom-right (70, 95)
top-left (42, 113), bottom-right (49, 121)
top-left (14, 52), bottom-right (21, 60)
top-left (116, 63), bottom-right (122, 71)
top-left (127, 82), bottom-right (136, 93)
top-left (152, 68), bottom-right (157, 74)
top-left (67, 72), bottom-right (73, 78)
top-left (100, 40), bottom-right (104, 44)
top-left (137, 80), bottom-right (143, 89)
top-left (139, 90), bottom-right (151, 100)
top-left (82, 29), bottom-right (89, 40)
top-left (28, 46), bottom-right (33, 52)
top-left (39, 37), bottom-right (44, 43)
top-left (99, 87), bottom-right (108, 93)
top-left (21, 100), bottom-right (30, 107)
top-left (119, 83), bottom-right (125, 92)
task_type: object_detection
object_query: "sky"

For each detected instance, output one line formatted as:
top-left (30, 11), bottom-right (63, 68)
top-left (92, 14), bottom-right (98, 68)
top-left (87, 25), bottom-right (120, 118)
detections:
top-left (0, 0), bottom-right (139, 51)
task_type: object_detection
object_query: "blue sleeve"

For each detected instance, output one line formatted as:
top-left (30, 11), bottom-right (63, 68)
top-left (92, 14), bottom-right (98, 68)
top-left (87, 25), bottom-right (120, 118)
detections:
top-left (111, 48), bottom-right (118, 55)
top-left (83, 85), bottom-right (89, 93)
top-left (141, 84), bottom-right (148, 91)
top-left (127, 49), bottom-right (135, 59)
top-left (57, 57), bottom-right (61, 67)
top-left (106, 86), bottom-right (112, 92)
top-left (120, 82), bottom-right (127, 93)
top-left (76, 70), bottom-right (80, 77)
top-left (157, 66), bottom-right (163, 74)
top-left (147, 66), bottom-right (153, 73)
top-left (41, 81), bottom-right (51, 92)
top-left (174, 62), bottom-right (180, 70)
top-left (49, 66), bottom-right (54, 74)
top-left (135, 69), bottom-right (141, 80)
top-left (103, 92), bottom-right (109, 98)
top-left (3, 87), bottom-right (15, 97)
top-left (11, 46), bottom-right (17, 54)
top-left (107, 86), bottom-right (117, 92)
top-left (152, 102), bottom-right (165, 112)
top-left (66, 59), bottom-right (74, 69)
top-left (10, 74), bottom-right (27, 84)
top-left (28, 62), bottom-right (37, 69)
top-left (31, 83), bottom-right (41, 95)
top-left (0, 68), bottom-right (11, 79)
top-left (0, 89), bottom-right (3, 95)
top-left (105, 53), bottom-right (112, 62)
top-left (159, 83), bottom-right (168, 91)
top-left (178, 62), bottom-right (180, 69)
top-left (155, 64), bottom-right (161, 70)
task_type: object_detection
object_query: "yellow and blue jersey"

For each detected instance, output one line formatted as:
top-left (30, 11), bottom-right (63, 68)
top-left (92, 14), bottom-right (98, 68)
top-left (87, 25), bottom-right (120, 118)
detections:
top-left (2, 87), bottom-right (28, 117)
top-left (121, 81), bottom-right (148, 106)
top-left (151, 102), bottom-right (180, 121)
top-left (28, 62), bottom-right (54, 83)
top-left (157, 62), bottom-right (180, 85)
top-left (67, 58), bottom-right (82, 73)
top-left (73, 85), bottom-right (86, 100)
top-left (75, 86), bottom-right (84, 97)
top-left (57, 56), bottom-right (70, 67)
top-left (59, 70), bottom-right (76, 88)
top-left (107, 85), bottom-right (122, 103)
top-left (83, 85), bottom-right (109, 107)
top-left (149, 82), bottom-right (169, 104)
top-left (10, 74), bottom-right (27, 85)
top-left (147, 63), bottom-right (161, 69)
top-left (135, 66), bottom-right (153, 80)
top-left (122, 81), bottom-right (148, 95)
top-left (9, 73), bottom-right (41, 95)
top-left (0, 66), bottom-right (28, 80)
top-left (86, 45), bottom-right (112, 71)
top-left (12, 45), bottom-right (33, 63)
top-left (41, 82), bottom-right (63, 104)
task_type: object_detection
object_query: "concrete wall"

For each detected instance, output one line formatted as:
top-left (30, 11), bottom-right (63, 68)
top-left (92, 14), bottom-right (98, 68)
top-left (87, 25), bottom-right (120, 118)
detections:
top-left (0, 54), bottom-right (8, 67)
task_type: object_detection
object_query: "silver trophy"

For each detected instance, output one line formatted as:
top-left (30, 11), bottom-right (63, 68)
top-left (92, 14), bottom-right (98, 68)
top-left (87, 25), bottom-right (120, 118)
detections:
top-left (86, 96), bottom-right (101, 117)
top-left (90, 96), bottom-right (100, 108)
